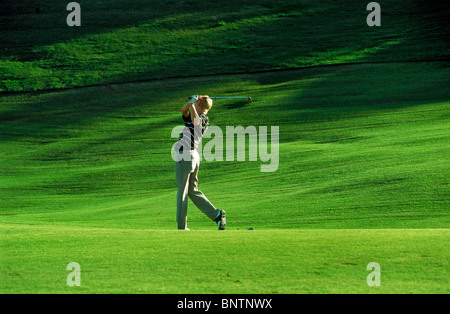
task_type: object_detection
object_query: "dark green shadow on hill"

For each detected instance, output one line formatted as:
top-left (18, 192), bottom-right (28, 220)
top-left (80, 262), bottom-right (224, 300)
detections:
top-left (1, 0), bottom-right (449, 92)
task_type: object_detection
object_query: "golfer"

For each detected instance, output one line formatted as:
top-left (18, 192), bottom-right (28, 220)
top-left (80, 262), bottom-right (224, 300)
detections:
top-left (174, 95), bottom-right (226, 230)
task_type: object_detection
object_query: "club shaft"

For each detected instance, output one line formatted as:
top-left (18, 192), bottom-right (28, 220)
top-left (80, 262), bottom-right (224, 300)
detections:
top-left (207, 96), bottom-right (249, 99)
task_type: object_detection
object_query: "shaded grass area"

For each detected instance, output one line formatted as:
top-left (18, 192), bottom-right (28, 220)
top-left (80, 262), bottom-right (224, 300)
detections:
top-left (1, 223), bottom-right (448, 293)
top-left (1, 0), bottom-right (448, 92)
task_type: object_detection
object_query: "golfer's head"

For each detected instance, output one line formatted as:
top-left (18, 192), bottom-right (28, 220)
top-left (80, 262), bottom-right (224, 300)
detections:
top-left (197, 96), bottom-right (213, 114)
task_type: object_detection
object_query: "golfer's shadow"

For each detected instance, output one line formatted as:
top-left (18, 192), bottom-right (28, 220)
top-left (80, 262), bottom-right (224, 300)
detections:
top-left (224, 102), bottom-right (246, 109)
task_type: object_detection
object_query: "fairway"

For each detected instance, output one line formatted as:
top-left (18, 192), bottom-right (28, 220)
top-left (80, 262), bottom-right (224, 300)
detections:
top-left (1, 62), bottom-right (449, 294)
top-left (1, 0), bottom-right (449, 295)
top-left (1, 62), bottom-right (448, 230)
top-left (1, 224), bottom-right (448, 294)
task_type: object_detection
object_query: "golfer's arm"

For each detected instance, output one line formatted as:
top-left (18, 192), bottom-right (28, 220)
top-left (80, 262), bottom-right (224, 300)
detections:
top-left (189, 104), bottom-right (200, 126)
top-left (180, 102), bottom-right (192, 117)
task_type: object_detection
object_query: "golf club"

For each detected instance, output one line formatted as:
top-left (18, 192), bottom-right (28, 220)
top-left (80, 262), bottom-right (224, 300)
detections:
top-left (206, 96), bottom-right (253, 104)
top-left (193, 96), bottom-right (253, 104)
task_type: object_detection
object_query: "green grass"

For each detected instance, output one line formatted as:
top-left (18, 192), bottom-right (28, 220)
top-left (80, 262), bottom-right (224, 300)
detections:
top-left (1, 62), bottom-right (449, 293)
top-left (1, 224), bottom-right (448, 294)
top-left (1, 0), bottom-right (448, 92)
top-left (0, 0), bottom-right (449, 294)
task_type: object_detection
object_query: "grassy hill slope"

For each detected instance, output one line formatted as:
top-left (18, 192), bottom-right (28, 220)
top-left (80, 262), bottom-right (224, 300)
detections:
top-left (1, 0), bottom-right (448, 92)
top-left (1, 62), bottom-right (448, 230)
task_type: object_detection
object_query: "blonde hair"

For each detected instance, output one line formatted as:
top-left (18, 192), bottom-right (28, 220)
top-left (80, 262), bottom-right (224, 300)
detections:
top-left (199, 97), bottom-right (213, 111)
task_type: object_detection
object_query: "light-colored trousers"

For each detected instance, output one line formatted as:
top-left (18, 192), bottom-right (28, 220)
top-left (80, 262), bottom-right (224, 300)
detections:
top-left (175, 150), bottom-right (219, 229)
